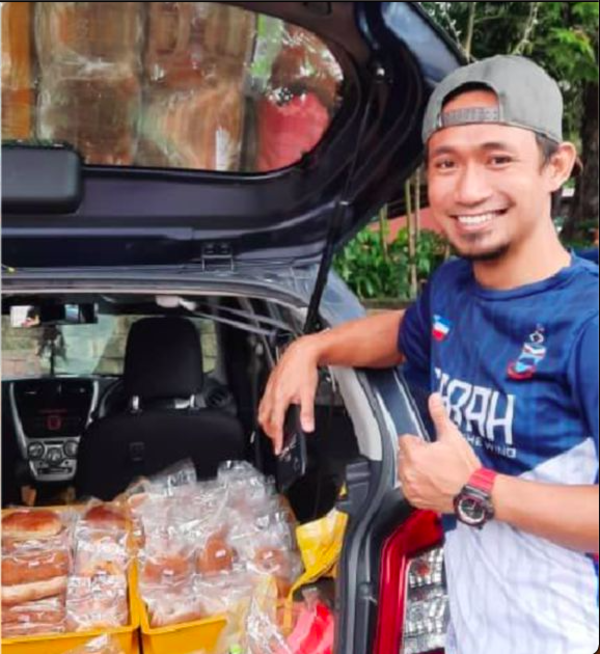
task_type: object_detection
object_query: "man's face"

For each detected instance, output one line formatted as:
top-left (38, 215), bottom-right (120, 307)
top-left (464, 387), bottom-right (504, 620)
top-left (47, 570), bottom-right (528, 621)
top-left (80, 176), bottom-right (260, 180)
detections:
top-left (427, 90), bottom-right (555, 262)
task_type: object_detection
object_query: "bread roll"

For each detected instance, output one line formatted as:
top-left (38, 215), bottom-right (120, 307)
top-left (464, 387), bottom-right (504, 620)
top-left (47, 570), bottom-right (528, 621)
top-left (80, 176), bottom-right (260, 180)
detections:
top-left (82, 505), bottom-right (127, 531)
top-left (148, 600), bottom-right (205, 629)
top-left (2, 510), bottom-right (63, 541)
top-left (252, 548), bottom-right (294, 598)
top-left (196, 534), bottom-right (234, 576)
top-left (1, 575), bottom-right (68, 606)
top-left (140, 552), bottom-right (192, 585)
top-left (2, 596), bottom-right (65, 626)
top-left (66, 575), bottom-right (129, 632)
top-left (2, 548), bottom-right (70, 586)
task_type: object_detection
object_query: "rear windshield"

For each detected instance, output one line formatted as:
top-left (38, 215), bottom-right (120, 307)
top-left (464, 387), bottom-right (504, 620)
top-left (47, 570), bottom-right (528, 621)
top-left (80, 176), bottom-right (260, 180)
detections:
top-left (1, 2), bottom-right (344, 173)
top-left (1, 313), bottom-right (217, 379)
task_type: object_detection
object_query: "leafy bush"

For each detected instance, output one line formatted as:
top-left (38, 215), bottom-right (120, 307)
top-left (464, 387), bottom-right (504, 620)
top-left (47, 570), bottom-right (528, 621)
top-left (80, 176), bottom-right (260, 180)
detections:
top-left (334, 226), bottom-right (447, 301)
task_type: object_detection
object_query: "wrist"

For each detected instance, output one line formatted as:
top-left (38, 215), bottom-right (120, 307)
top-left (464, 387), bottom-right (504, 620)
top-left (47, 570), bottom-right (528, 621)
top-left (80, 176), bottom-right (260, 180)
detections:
top-left (454, 467), bottom-right (498, 529)
top-left (302, 332), bottom-right (329, 367)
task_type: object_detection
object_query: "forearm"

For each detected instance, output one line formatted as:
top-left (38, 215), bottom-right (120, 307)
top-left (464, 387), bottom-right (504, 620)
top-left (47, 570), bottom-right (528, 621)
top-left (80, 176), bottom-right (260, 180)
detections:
top-left (304, 311), bottom-right (405, 369)
top-left (493, 476), bottom-right (599, 554)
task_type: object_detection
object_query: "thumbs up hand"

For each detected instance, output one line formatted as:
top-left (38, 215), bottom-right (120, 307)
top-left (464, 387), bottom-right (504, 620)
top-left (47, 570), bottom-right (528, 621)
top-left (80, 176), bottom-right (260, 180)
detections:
top-left (397, 393), bottom-right (482, 514)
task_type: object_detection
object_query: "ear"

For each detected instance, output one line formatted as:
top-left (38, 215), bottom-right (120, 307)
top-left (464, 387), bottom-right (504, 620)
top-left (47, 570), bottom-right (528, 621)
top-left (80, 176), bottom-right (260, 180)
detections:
top-left (545, 142), bottom-right (578, 192)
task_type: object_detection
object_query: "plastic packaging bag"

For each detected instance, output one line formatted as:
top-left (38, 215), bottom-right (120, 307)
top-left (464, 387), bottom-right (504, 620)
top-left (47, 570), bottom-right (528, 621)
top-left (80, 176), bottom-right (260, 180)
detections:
top-left (143, 579), bottom-right (205, 628)
top-left (66, 575), bottom-right (129, 632)
top-left (74, 502), bottom-right (131, 578)
top-left (1, 596), bottom-right (66, 638)
top-left (123, 459), bottom-right (198, 499)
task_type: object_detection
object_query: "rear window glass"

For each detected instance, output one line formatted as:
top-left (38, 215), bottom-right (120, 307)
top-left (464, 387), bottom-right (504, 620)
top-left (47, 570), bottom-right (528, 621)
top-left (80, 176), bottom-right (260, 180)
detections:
top-left (1, 314), bottom-right (217, 379)
top-left (1, 2), bottom-right (344, 173)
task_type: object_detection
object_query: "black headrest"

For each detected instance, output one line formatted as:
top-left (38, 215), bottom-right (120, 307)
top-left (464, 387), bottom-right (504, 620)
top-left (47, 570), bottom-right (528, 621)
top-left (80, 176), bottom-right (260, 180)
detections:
top-left (124, 318), bottom-right (204, 402)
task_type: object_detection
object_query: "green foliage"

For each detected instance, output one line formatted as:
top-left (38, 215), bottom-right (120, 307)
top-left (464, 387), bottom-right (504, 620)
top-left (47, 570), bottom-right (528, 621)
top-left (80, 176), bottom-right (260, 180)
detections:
top-left (420, 1), bottom-right (599, 140)
top-left (334, 227), bottom-right (446, 301)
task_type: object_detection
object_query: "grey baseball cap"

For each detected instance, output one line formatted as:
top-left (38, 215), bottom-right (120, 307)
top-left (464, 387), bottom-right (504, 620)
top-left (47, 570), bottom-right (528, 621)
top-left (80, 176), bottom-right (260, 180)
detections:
top-left (423, 55), bottom-right (564, 144)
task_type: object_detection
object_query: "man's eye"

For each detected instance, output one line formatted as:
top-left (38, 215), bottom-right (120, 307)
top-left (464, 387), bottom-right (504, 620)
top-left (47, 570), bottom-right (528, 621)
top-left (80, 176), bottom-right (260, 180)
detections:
top-left (490, 155), bottom-right (512, 166)
top-left (435, 159), bottom-right (456, 170)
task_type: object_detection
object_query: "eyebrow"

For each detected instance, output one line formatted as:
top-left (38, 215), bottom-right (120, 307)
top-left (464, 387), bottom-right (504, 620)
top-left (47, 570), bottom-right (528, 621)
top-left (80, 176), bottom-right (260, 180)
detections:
top-left (429, 141), bottom-right (517, 158)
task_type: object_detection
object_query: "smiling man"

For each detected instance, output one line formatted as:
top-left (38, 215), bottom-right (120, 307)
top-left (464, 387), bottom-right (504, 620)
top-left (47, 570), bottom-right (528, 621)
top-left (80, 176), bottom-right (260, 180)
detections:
top-left (259, 55), bottom-right (599, 653)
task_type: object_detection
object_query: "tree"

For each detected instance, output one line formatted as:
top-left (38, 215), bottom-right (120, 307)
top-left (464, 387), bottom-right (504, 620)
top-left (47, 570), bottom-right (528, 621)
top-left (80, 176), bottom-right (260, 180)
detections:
top-left (421, 1), bottom-right (599, 242)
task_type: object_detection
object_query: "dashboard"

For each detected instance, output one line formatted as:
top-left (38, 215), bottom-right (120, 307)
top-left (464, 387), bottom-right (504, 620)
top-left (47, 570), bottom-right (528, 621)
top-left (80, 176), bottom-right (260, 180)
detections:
top-left (7, 377), bottom-right (104, 483)
top-left (4, 374), bottom-right (236, 486)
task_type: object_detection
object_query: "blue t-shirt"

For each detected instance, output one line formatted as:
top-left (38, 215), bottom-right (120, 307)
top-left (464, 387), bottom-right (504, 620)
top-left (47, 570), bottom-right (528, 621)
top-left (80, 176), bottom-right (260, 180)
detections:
top-left (399, 255), bottom-right (599, 654)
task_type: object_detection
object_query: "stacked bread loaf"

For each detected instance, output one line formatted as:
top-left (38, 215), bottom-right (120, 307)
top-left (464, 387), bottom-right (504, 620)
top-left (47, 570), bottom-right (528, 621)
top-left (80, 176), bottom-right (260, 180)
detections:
top-left (1, 509), bottom-right (70, 637)
top-left (67, 504), bottom-right (130, 633)
top-left (1, 503), bottom-right (131, 639)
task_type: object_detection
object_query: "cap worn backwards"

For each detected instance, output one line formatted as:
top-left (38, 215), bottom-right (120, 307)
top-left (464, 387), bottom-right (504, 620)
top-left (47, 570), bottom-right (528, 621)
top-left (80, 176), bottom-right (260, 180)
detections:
top-left (422, 55), bottom-right (564, 144)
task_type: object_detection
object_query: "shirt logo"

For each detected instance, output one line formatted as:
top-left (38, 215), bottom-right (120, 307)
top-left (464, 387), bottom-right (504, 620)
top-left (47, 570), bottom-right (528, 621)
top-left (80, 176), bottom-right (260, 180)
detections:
top-left (507, 326), bottom-right (547, 381)
top-left (433, 315), bottom-right (453, 342)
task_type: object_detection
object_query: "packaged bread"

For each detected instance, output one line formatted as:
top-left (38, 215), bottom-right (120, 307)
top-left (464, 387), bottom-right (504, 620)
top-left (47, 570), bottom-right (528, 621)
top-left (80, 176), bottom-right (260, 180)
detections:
top-left (142, 579), bottom-right (205, 628)
top-left (2, 509), bottom-right (65, 542)
top-left (2, 575), bottom-right (69, 607)
top-left (80, 504), bottom-right (128, 532)
top-left (196, 530), bottom-right (236, 577)
top-left (73, 531), bottom-right (130, 578)
top-left (2, 542), bottom-right (71, 587)
top-left (139, 546), bottom-right (195, 586)
top-left (66, 575), bottom-right (129, 632)
top-left (1, 596), bottom-right (66, 638)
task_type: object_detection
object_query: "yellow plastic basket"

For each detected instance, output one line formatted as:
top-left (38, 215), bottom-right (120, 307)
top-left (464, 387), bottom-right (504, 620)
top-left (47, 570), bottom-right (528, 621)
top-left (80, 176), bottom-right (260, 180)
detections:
top-left (1, 566), bottom-right (141, 654)
top-left (1, 507), bottom-right (140, 654)
top-left (139, 598), bottom-right (227, 654)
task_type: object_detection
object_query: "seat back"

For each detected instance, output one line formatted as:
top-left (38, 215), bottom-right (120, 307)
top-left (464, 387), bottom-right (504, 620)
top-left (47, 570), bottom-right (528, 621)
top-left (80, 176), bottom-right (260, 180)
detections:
top-left (75, 317), bottom-right (246, 499)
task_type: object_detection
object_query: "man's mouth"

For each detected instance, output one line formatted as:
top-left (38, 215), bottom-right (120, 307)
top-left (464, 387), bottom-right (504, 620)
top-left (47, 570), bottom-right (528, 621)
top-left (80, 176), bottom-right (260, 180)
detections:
top-left (453, 209), bottom-right (508, 229)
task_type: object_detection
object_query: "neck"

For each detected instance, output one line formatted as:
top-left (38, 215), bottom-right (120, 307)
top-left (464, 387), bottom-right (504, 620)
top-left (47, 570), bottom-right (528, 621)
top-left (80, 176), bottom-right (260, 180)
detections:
top-left (473, 225), bottom-right (571, 290)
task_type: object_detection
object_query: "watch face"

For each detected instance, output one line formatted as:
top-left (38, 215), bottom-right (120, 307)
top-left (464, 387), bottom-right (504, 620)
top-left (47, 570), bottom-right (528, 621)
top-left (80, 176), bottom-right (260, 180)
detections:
top-left (457, 496), bottom-right (488, 526)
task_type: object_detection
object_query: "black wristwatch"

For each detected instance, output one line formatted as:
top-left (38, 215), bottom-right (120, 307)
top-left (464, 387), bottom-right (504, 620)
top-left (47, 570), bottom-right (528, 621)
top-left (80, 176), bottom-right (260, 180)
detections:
top-left (454, 468), bottom-right (498, 529)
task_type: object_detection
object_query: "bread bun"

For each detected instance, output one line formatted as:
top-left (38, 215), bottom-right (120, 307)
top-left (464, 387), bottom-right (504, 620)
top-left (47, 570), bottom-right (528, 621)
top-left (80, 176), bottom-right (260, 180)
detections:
top-left (196, 534), bottom-right (234, 576)
top-left (66, 575), bottom-right (129, 632)
top-left (2, 596), bottom-right (65, 626)
top-left (141, 553), bottom-right (192, 584)
top-left (252, 548), bottom-right (294, 598)
top-left (148, 600), bottom-right (205, 629)
top-left (82, 505), bottom-right (127, 531)
top-left (2, 548), bottom-right (70, 586)
top-left (2, 510), bottom-right (63, 541)
top-left (1, 575), bottom-right (68, 606)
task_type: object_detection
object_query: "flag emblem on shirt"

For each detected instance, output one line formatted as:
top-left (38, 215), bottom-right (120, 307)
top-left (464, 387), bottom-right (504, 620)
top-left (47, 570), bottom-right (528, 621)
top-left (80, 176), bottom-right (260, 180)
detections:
top-left (508, 326), bottom-right (547, 380)
top-left (433, 315), bottom-right (452, 342)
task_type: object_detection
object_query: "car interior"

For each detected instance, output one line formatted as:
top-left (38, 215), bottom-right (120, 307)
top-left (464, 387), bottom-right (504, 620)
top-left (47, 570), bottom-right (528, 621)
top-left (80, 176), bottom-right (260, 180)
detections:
top-left (1, 293), bottom-right (361, 524)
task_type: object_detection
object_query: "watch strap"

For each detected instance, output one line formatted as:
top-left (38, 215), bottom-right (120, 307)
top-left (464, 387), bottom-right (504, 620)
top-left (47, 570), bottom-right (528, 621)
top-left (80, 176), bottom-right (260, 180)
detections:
top-left (467, 468), bottom-right (497, 495)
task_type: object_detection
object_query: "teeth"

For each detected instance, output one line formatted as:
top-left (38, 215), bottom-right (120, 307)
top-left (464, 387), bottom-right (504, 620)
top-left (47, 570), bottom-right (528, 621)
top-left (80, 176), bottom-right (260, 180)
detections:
top-left (457, 212), bottom-right (498, 226)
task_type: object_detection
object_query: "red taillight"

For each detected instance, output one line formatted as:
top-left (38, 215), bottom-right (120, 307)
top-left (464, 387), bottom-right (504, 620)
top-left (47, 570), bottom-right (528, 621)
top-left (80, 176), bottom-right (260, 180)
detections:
top-left (374, 510), bottom-right (447, 654)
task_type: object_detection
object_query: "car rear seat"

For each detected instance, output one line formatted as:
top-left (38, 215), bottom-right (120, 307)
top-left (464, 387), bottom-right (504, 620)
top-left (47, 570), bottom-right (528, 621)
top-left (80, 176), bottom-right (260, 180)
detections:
top-left (75, 317), bottom-right (246, 500)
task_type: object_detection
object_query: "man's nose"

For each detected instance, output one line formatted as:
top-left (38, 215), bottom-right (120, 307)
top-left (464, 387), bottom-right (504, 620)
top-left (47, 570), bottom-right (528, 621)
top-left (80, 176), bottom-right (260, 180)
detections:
top-left (454, 163), bottom-right (493, 206)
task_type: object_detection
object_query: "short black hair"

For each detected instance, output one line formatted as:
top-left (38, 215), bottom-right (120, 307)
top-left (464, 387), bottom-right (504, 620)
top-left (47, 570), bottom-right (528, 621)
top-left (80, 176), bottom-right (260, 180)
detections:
top-left (536, 134), bottom-right (563, 220)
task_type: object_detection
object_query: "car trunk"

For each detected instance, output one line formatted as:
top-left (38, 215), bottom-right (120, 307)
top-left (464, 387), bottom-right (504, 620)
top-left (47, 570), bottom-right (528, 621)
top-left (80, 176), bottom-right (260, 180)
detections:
top-left (2, 3), bottom-right (461, 651)
top-left (1, 272), bottom-right (406, 653)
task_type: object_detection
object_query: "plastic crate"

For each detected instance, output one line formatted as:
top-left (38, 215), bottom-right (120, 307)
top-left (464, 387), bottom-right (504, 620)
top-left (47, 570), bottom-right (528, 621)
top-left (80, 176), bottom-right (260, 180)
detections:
top-left (1, 507), bottom-right (140, 654)
top-left (1, 567), bottom-right (140, 654)
top-left (139, 600), bottom-right (227, 654)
